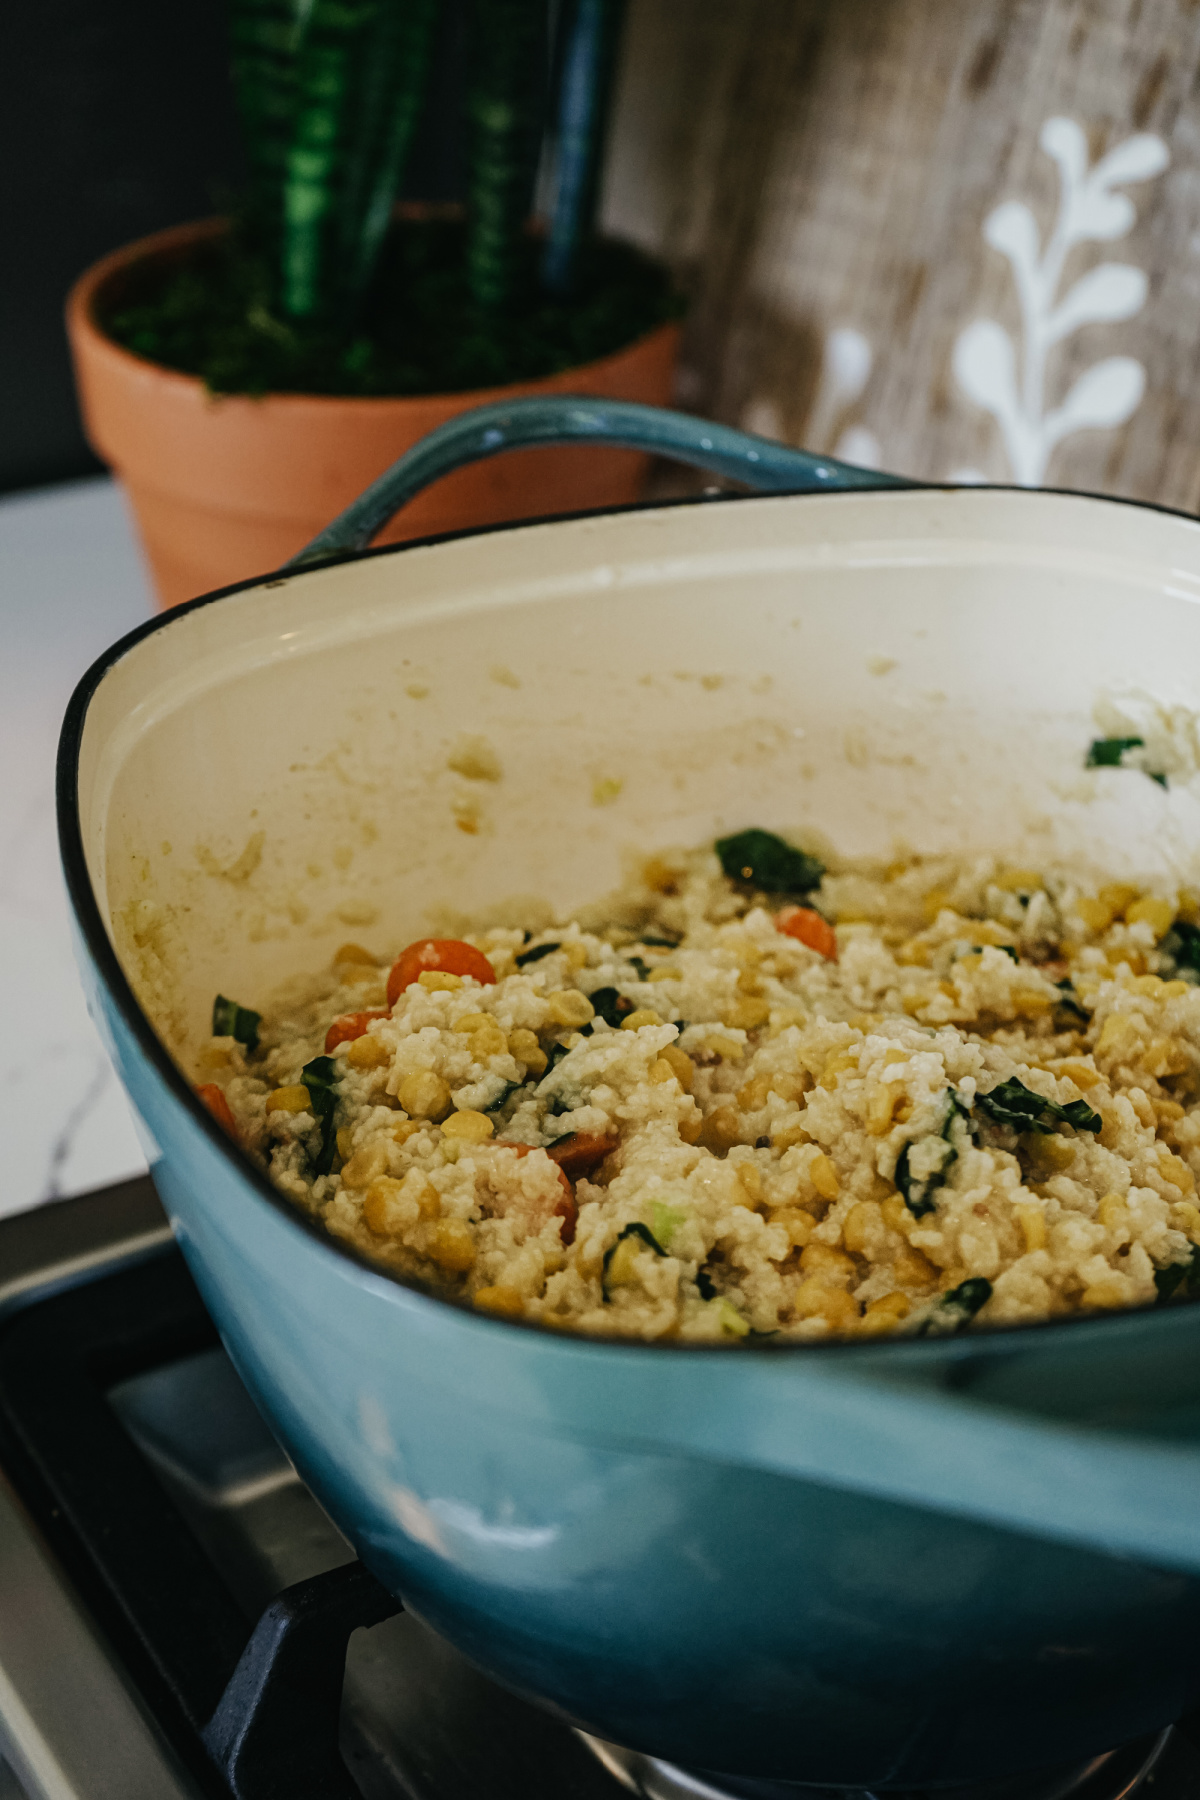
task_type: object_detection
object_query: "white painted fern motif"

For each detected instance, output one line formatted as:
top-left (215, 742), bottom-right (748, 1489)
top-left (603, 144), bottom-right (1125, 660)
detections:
top-left (952, 118), bottom-right (1168, 485)
top-left (742, 326), bottom-right (881, 467)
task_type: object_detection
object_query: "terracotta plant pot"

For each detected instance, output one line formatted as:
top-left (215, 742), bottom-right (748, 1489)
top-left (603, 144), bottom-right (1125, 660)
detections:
top-left (66, 220), bottom-right (681, 609)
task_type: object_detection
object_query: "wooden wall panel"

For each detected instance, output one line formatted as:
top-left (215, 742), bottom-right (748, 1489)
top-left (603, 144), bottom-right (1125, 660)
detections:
top-left (603, 0), bottom-right (1200, 509)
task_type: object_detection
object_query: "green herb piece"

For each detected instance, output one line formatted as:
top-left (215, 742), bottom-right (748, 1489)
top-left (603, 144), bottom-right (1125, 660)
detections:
top-left (300, 1054), bottom-right (340, 1174)
top-left (997, 944), bottom-right (1019, 962)
top-left (515, 940), bottom-right (561, 966)
top-left (714, 828), bottom-right (825, 895)
top-left (916, 1277), bottom-right (993, 1337)
top-left (1086, 736), bottom-right (1167, 787)
top-left (1155, 1246), bottom-right (1200, 1304)
top-left (486, 1078), bottom-right (527, 1115)
top-left (1054, 979), bottom-right (1090, 1025)
top-left (895, 1091), bottom-right (970, 1217)
top-left (602, 1222), bottom-right (666, 1298)
top-left (708, 1297), bottom-right (750, 1338)
top-left (628, 956), bottom-right (651, 981)
top-left (696, 1268), bottom-right (718, 1300)
top-left (642, 935), bottom-right (680, 948)
top-left (212, 993), bottom-right (262, 1050)
top-left (975, 1077), bottom-right (1101, 1136)
top-left (1169, 921), bottom-right (1200, 975)
top-left (589, 986), bottom-right (635, 1027)
top-left (649, 1199), bottom-right (686, 1250)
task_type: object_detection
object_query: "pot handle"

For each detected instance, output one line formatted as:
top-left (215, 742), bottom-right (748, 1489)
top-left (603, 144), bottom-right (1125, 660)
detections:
top-left (288, 395), bottom-right (912, 565)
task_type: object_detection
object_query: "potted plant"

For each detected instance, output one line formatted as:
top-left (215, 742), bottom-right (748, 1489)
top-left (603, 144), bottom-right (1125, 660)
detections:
top-left (66, 0), bottom-right (681, 607)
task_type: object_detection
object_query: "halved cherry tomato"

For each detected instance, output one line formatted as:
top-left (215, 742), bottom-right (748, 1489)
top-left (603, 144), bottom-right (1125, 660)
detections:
top-left (387, 938), bottom-right (497, 1006)
top-left (325, 1009), bottom-right (389, 1053)
top-left (505, 1144), bottom-right (578, 1244)
top-left (545, 1131), bottom-right (617, 1180)
top-left (776, 905), bottom-right (838, 962)
top-left (196, 1083), bottom-right (239, 1141)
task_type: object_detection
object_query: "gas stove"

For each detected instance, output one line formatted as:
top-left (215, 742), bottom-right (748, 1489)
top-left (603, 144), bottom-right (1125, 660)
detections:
top-left (1, 1180), bottom-right (1199, 1800)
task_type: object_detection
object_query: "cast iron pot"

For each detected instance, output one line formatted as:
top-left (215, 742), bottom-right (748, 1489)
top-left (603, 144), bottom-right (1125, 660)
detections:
top-left (57, 399), bottom-right (1200, 1789)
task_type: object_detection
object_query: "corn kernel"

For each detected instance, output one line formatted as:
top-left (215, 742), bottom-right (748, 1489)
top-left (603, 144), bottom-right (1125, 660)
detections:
top-left (700, 1106), bottom-right (742, 1152)
top-left (266, 1084), bottom-right (311, 1114)
top-left (657, 1044), bottom-right (694, 1091)
top-left (736, 969), bottom-right (764, 996)
top-left (995, 869), bottom-right (1042, 893)
top-left (866, 1083), bottom-right (901, 1136)
top-left (442, 1110), bottom-right (494, 1143)
top-left (418, 971), bottom-right (462, 991)
top-left (363, 1176), bottom-right (407, 1235)
top-left (1163, 980), bottom-right (1192, 999)
top-left (771, 1207), bottom-right (815, 1246)
top-left (391, 1118), bottom-right (424, 1145)
top-left (397, 1070), bottom-right (452, 1121)
top-left (1101, 882), bottom-right (1141, 916)
top-left (648, 966), bottom-right (680, 983)
top-left (1130, 974), bottom-right (1165, 997)
top-left (895, 940), bottom-right (932, 967)
top-left (643, 856), bottom-right (680, 893)
top-left (1159, 1148), bottom-right (1195, 1192)
top-left (621, 1008), bottom-right (663, 1031)
top-left (336, 1126), bottom-right (355, 1159)
top-left (1026, 1134), bottom-right (1074, 1172)
top-left (649, 1057), bottom-right (676, 1085)
top-left (453, 1012), bottom-right (493, 1034)
top-left (820, 1050), bottom-right (859, 1088)
top-left (1056, 1059), bottom-right (1102, 1089)
top-left (771, 1117), bottom-right (811, 1150)
top-left (724, 997), bottom-right (771, 1031)
top-left (1014, 1202), bottom-right (1047, 1252)
top-left (426, 1219), bottom-right (476, 1271)
top-left (341, 1140), bottom-right (389, 1189)
top-left (809, 1151), bottom-right (840, 1200)
top-left (893, 1245), bottom-right (938, 1288)
top-left (1126, 895), bottom-right (1175, 938)
top-left (843, 1200), bottom-right (882, 1255)
top-left (1075, 896), bottom-right (1115, 932)
top-left (881, 1193), bottom-right (911, 1232)
top-left (737, 1074), bottom-right (774, 1111)
top-left (793, 1280), bottom-right (860, 1328)
top-left (1155, 1098), bottom-right (1186, 1131)
top-left (473, 1284), bottom-right (525, 1317)
top-left (415, 1181), bottom-right (441, 1219)
top-left (347, 1034), bottom-right (391, 1070)
top-left (547, 991), bottom-right (596, 1029)
top-left (705, 1034), bottom-right (745, 1061)
top-left (922, 889), bottom-right (952, 922)
top-left (866, 1290), bottom-right (911, 1320)
top-left (1081, 1276), bottom-right (1130, 1310)
top-left (508, 1028), bottom-right (548, 1075)
top-left (1097, 1193), bottom-right (1130, 1233)
top-left (333, 942), bottom-right (378, 967)
top-left (564, 943), bottom-right (589, 969)
top-left (736, 1163), bottom-right (764, 1205)
top-left (799, 1242), bottom-right (855, 1283)
top-left (1143, 1038), bottom-right (1190, 1079)
top-left (1173, 1201), bottom-right (1200, 1241)
top-left (679, 1109), bottom-right (704, 1144)
top-left (1096, 1013), bottom-right (1140, 1061)
top-left (470, 1025), bottom-right (509, 1059)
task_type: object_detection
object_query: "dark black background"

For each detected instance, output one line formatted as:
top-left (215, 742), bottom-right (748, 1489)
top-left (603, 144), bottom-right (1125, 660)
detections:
top-left (3, 0), bottom-right (465, 495)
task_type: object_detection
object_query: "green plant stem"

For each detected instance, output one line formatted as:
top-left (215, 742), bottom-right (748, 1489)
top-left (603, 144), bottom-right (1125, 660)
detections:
top-left (282, 0), bottom-right (377, 320)
top-left (229, 0), bottom-right (302, 209)
top-left (339, 0), bottom-right (441, 310)
top-left (465, 0), bottom-right (549, 311)
top-left (542, 0), bottom-right (627, 296)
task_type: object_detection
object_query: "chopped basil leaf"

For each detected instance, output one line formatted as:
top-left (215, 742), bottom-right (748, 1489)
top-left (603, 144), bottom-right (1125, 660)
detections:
top-left (486, 1079), bottom-right (527, 1115)
top-left (916, 1277), bottom-right (993, 1337)
top-left (1086, 736), bottom-right (1167, 787)
top-left (515, 941), bottom-right (561, 967)
top-left (696, 1268), bottom-right (718, 1300)
top-left (642, 934), bottom-right (680, 948)
top-left (715, 828), bottom-right (825, 895)
top-left (1169, 921), bottom-right (1200, 975)
top-left (546, 1041), bottom-right (572, 1071)
top-left (1156, 1246), bottom-right (1200, 1304)
top-left (895, 1090), bottom-right (970, 1217)
top-left (1055, 979), bottom-right (1090, 1024)
top-left (628, 956), bottom-right (652, 981)
top-left (997, 944), bottom-right (1019, 961)
top-left (602, 1222), bottom-right (667, 1299)
top-left (589, 987), bottom-right (635, 1028)
top-left (212, 993), bottom-right (261, 1051)
top-left (975, 1077), bottom-right (1101, 1136)
top-left (301, 1055), bottom-right (340, 1175)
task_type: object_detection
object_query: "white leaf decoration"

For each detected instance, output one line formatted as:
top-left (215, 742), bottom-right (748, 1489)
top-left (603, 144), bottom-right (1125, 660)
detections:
top-left (953, 319), bottom-right (1018, 415)
top-left (1093, 132), bottom-right (1171, 189)
top-left (1047, 263), bottom-right (1147, 342)
top-left (984, 201), bottom-right (1039, 271)
top-left (1045, 357), bottom-right (1145, 443)
top-left (823, 328), bottom-right (873, 407)
top-left (952, 117), bottom-right (1166, 485)
top-left (833, 424), bottom-right (882, 468)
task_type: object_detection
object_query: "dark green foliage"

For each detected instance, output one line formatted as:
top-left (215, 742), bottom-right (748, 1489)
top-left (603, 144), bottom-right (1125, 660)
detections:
top-left (1156, 1247), bottom-right (1200, 1304)
top-left (230, 0), bottom-right (299, 204)
top-left (301, 1054), bottom-right (341, 1174)
top-left (895, 1091), bottom-right (970, 1217)
top-left (212, 994), bottom-right (262, 1050)
top-left (996, 944), bottom-right (1019, 961)
top-left (975, 1077), bottom-right (1101, 1136)
top-left (916, 1278), bottom-right (993, 1337)
top-left (602, 1222), bottom-right (666, 1298)
top-left (102, 220), bottom-right (679, 397)
top-left (714, 829), bottom-right (825, 895)
top-left (642, 934), bottom-right (680, 947)
top-left (589, 987), bottom-right (635, 1027)
top-left (696, 1268), bottom-right (717, 1300)
top-left (485, 1077), bottom-right (527, 1114)
top-left (628, 956), bottom-right (651, 981)
top-left (542, 0), bottom-right (628, 295)
top-left (515, 940), bottom-right (562, 966)
top-left (1086, 736), bottom-right (1167, 787)
top-left (465, 0), bottom-right (549, 310)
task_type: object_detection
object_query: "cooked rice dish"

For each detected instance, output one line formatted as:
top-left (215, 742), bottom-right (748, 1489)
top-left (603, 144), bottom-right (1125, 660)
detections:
top-left (196, 829), bottom-right (1200, 1341)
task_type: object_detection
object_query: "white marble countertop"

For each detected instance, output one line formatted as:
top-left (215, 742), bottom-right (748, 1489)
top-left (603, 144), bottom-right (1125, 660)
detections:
top-left (1, 476), bottom-right (154, 1219)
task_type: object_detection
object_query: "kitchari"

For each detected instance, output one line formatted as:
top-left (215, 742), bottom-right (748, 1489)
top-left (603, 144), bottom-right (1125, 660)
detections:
top-left (195, 829), bottom-right (1200, 1340)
